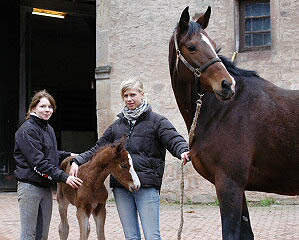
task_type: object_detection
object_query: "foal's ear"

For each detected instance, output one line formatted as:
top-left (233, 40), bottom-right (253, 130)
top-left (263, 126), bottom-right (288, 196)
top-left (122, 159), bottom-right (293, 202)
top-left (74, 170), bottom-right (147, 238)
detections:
top-left (115, 142), bottom-right (124, 155)
top-left (178, 6), bottom-right (190, 33)
top-left (116, 135), bottom-right (127, 154)
top-left (196, 6), bottom-right (211, 29)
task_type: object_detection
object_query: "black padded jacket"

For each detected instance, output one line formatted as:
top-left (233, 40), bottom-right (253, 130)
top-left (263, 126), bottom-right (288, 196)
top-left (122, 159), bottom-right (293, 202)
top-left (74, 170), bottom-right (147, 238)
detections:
top-left (73, 106), bottom-right (189, 189)
top-left (14, 115), bottom-right (71, 188)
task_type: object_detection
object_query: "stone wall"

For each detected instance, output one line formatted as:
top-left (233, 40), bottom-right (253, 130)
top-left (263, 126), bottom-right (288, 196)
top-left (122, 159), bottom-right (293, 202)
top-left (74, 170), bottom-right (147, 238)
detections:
top-left (96, 0), bottom-right (299, 203)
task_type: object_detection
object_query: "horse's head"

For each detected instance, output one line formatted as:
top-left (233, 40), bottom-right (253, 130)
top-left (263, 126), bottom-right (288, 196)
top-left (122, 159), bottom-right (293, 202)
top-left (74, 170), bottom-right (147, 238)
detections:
top-left (170, 6), bottom-right (235, 101)
top-left (109, 136), bottom-right (140, 192)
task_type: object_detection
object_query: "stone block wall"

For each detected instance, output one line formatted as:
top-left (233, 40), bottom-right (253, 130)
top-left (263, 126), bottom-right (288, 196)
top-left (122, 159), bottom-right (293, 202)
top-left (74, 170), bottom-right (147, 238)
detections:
top-left (96, 0), bottom-right (299, 203)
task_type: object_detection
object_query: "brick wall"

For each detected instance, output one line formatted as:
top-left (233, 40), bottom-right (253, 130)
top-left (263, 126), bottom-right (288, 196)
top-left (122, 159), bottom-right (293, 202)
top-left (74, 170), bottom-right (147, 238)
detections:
top-left (96, 0), bottom-right (299, 202)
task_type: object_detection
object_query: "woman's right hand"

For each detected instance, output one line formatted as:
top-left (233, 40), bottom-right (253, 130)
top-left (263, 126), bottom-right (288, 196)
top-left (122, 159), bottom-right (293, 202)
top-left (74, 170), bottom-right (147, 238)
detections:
top-left (66, 175), bottom-right (83, 189)
top-left (69, 162), bottom-right (79, 177)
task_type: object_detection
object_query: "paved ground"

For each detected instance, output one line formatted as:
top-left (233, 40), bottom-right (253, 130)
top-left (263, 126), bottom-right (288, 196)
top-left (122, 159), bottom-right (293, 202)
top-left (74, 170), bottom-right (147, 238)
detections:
top-left (0, 192), bottom-right (298, 240)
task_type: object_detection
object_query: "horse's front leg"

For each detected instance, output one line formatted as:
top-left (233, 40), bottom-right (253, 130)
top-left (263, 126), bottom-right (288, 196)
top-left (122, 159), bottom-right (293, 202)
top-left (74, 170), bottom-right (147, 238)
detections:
top-left (240, 193), bottom-right (254, 240)
top-left (57, 184), bottom-right (70, 240)
top-left (92, 203), bottom-right (106, 240)
top-left (215, 176), bottom-right (245, 240)
top-left (76, 207), bottom-right (91, 240)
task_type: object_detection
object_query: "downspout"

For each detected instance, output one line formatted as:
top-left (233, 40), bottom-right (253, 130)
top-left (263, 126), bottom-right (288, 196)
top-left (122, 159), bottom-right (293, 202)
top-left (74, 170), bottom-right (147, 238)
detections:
top-left (232, 1), bottom-right (239, 63)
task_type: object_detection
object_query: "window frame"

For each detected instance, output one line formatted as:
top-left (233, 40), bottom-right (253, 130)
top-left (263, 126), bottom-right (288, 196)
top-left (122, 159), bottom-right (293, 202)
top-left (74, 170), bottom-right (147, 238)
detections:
top-left (239, 0), bottom-right (272, 52)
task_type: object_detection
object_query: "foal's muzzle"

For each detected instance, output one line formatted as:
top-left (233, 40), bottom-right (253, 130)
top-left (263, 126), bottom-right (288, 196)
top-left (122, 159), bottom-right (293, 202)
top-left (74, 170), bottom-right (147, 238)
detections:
top-left (129, 183), bottom-right (140, 192)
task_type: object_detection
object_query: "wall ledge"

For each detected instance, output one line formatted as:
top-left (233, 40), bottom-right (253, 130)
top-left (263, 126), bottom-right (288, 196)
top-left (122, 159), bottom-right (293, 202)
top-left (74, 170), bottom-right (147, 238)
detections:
top-left (95, 65), bottom-right (112, 80)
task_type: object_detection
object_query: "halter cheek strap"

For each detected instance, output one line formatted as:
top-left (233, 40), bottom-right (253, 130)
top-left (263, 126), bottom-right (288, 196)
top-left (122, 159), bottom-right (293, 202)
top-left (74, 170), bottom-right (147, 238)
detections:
top-left (174, 31), bottom-right (222, 79)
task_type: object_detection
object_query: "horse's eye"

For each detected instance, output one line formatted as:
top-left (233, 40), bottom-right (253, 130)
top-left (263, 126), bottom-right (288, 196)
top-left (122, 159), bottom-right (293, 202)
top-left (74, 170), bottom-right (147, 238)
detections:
top-left (120, 163), bottom-right (128, 169)
top-left (187, 46), bottom-right (196, 52)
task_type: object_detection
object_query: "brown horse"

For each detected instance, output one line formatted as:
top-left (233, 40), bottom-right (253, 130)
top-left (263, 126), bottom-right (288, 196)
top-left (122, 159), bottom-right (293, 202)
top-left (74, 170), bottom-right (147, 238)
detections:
top-left (57, 137), bottom-right (140, 240)
top-left (169, 6), bottom-right (299, 240)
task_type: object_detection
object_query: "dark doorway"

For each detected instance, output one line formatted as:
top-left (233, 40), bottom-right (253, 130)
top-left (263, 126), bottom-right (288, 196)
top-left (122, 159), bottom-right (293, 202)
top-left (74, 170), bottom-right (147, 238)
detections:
top-left (0, 1), bottom-right (97, 191)
top-left (0, 1), bottom-right (20, 191)
top-left (28, 13), bottom-right (97, 152)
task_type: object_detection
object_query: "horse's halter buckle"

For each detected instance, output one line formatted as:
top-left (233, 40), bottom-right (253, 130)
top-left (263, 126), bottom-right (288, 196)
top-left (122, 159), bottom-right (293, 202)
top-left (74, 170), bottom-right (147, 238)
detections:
top-left (173, 30), bottom-right (221, 80)
top-left (194, 68), bottom-right (201, 78)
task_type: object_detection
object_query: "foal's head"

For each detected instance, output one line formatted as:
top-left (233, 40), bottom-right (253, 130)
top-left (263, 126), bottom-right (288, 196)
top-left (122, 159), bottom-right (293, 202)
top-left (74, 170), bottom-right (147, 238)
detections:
top-left (105, 137), bottom-right (140, 192)
top-left (171, 6), bottom-right (235, 101)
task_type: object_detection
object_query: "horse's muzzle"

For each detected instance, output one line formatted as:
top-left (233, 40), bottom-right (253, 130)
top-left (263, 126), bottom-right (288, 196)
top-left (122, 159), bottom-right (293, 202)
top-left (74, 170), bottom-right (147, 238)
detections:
top-left (129, 183), bottom-right (140, 192)
top-left (215, 89), bottom-right (235, 101)
top-left (214, 79), bottom-right (235, 101)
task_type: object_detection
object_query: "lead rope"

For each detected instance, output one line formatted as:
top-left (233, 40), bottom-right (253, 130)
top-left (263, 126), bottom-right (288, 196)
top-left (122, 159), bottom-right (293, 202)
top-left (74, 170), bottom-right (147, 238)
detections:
top-left (177, 160), bottom-right (184, 240)
top-left (177, 93), bottom-right (204, 240)
top-left (188, 94), bottom-right (204, 147)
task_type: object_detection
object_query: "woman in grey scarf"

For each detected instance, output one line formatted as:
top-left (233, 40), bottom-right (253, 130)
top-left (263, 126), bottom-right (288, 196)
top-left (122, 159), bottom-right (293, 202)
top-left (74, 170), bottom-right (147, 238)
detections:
top-left (70, 77), bottom-right (189, 240)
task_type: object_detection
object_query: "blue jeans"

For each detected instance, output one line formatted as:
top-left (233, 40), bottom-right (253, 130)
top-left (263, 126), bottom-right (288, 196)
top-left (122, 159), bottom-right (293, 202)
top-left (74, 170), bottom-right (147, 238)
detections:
top-left (113, 187), bottom-right (162, 240)
top-left (17, 182), bottom-right (53, 240)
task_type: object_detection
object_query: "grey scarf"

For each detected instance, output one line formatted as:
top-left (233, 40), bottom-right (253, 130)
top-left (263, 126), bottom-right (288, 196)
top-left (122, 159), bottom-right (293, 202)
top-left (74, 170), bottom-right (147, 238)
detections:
top-left (122, 98), bottom-right (149, 121)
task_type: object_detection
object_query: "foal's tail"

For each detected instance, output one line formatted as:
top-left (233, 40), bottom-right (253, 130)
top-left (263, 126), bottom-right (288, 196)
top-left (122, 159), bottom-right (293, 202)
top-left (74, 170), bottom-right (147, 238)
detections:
top-left (60, 156), bottom-right (73, 172)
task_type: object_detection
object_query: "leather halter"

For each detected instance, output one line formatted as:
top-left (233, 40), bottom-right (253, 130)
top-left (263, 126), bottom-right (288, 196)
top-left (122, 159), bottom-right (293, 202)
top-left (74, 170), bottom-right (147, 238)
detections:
top-left (174, 31), bottom-right (221, 79)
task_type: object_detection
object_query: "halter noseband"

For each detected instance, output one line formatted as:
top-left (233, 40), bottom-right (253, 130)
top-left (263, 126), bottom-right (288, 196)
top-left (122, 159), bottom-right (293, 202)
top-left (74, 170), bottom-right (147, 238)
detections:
top-left (174, 31), bottom-right (221, 79)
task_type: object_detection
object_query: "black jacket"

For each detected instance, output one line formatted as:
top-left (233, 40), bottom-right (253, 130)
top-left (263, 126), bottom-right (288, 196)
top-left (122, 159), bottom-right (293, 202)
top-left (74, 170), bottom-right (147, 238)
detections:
top-left (14, 115), bottom-right (70, 187)
top-left (74, 106), bottom-right (189, 189)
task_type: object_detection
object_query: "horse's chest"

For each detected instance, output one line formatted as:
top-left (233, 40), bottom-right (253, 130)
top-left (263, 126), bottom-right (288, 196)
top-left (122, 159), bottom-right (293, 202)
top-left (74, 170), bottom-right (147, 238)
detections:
top-left (76, 185), bottom-right (107, 203)
top-left (191, 156), bottom-right (214, 181)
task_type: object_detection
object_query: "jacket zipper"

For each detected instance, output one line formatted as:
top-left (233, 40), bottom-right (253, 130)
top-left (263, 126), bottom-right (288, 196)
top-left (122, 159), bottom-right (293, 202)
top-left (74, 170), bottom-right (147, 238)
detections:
top-left (128, 120), bottom-right (135, 137)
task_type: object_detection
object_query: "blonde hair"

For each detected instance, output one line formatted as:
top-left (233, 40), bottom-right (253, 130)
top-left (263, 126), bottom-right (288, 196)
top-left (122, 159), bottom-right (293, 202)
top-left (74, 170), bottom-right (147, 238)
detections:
top-left (120, 77), bottom-right (145, 99)
top-left (26, 90), bottom-right (56, 120)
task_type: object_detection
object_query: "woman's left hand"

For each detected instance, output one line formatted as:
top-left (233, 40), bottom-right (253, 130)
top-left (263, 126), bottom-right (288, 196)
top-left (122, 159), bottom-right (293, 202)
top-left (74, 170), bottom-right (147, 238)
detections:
top-left (69, 162), bottom-right (79, 177)
top-left (66, 176), bottom-right (83, 189)
top-left (181, 151), bottom-right (190, 165)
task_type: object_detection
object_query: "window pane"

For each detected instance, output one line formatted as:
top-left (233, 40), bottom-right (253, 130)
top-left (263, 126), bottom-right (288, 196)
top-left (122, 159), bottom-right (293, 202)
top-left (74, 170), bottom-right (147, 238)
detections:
top-left (245, 19), bottom-right (252, 31)
top-left (252, 18), bottom-right (263, 31)
top-left (263, 17), bottom-right (271, 30)
top-left (252, 3), bottom-right (263, 16)
top-left (245, 34), bottom-right (251, 47)
top-left (245, 5), bottom-right (252, 16)
top-left (252, 33), bottom-right (263, 46)
top-left (246, 3), bottom-right (270, 17)
top-left (264, 33), bottom-right (272, 45)
top-left (263, 3), bottom-right (270, 16)
top-left (241, 1), bottom-right (271, 50)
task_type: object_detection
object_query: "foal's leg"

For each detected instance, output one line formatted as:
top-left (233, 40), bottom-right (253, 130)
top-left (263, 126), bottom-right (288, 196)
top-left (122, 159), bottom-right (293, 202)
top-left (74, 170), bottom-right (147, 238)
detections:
top-left (240, 194), bottom-right (254, 240)
top-left (92, 203), bottom-right (106, 240)
top-left (76, 207), bottom-right (91, 240)
top-left (57, 185), bottom-right (70, 240)
top-left (215, 176), bottom-right (244, 240)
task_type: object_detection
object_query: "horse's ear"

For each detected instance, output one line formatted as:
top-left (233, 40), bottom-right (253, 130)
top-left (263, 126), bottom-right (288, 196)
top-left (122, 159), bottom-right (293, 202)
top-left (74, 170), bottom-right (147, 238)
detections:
top-left (196, 6), bottom-right (211, 29)
top-left (116, 135), bottom-right (127, 154)
top-left (178, 6), bottom-right (190, 33)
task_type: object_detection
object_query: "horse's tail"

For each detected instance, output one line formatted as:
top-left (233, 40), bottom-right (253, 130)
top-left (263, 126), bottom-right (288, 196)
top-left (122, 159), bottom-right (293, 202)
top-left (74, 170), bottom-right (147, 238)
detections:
top-left (60, 156), bottom-right (73, 172)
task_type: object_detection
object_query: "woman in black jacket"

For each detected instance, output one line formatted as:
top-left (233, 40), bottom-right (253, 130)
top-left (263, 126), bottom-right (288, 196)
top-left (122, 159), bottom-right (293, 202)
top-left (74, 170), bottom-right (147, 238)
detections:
top-left (70, 78), bottom-right (189, 240)
top-left (14, 90), bottom-right (83, 240)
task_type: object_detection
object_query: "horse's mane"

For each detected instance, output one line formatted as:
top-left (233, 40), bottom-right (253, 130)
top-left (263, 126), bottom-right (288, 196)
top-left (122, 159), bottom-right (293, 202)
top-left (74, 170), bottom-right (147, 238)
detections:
top-left (91, 140), bottom-right (124, 162)
top-left (216, 48), bottom-right (259, 78)
top-left (91, 143), bottom-right (114, 160)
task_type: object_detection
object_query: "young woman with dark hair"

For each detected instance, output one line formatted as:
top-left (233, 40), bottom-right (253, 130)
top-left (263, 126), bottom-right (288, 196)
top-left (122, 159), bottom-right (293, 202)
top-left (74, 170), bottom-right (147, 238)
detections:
top-left (14, 90), bottom-right (83, 240)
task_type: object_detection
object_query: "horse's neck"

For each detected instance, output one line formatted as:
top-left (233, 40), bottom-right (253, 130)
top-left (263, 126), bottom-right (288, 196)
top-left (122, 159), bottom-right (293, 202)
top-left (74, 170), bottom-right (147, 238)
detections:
top-left (171, 75), bottom-right (199, 131)
top-left (200, 93), bottom-right (224, 122)
top-left (169, 40), bottom-right (195, 130)
top-left (83, 158), bottom-right (110, 185)
top-left (199, 76), bottom-right (244, 125)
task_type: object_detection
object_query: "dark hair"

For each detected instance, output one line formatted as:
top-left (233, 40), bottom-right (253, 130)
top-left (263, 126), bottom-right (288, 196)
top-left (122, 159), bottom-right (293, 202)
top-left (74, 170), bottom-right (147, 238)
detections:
top-left (26, 90), bottom-right (56, 120)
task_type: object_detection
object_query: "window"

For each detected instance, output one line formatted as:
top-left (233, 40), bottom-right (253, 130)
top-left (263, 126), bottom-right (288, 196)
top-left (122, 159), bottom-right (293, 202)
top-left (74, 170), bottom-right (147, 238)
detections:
top-left (239, 0), bottom-right (271, 51)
